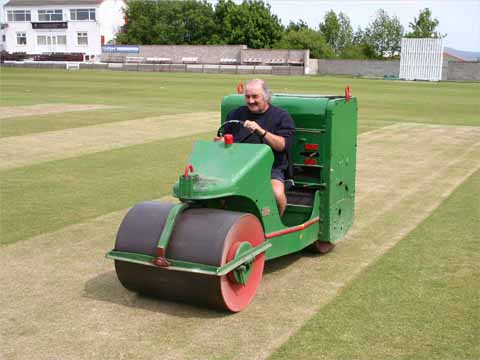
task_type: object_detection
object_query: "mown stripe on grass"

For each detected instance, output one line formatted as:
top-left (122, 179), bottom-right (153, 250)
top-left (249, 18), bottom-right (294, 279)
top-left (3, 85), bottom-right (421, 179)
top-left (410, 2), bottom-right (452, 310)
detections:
top-left (1, 124), bottom-right (478, 360)
top-left (0, 113), bottom-right (384, 171)
top-left (0, 112), bottom-right (219, 170)
top-left (0, 132), bottom-right (212, 245)
top-left (0, 106), bottom-right (162, 138)
top-left (270, 170), bottom-right (479, 360)
top-left (0, 104), bottom-right (119, 119)
top-left (0, 120), bottom-right (393, 245)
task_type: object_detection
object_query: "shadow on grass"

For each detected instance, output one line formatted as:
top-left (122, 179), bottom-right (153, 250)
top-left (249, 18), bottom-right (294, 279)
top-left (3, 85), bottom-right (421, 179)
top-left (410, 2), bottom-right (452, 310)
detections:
top-left (263, 252), bottom-right (303, 275)
top-left (263, 248), bottom-right (324, 275)
top-left (84, 270), bottom-right (229, 319)
top-left (84, 248), bottom-right (324, 317)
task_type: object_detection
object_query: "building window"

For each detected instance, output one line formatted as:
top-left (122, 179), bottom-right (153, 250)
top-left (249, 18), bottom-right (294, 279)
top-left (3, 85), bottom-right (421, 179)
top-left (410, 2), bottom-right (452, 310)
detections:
top-left (38, 9), bottom-right (63, 22)
top-left (37, 35), bottom-right (46, 45)
top-left (37, 35), bottom-right (67, 46)
top-left (2, 35), bottom-right (6, 42)
top-left (70, 9), bottom-right (96, 21)
top-left (7, 10), bottom-right (31, 21)
top-left (77, 32), bottom-right (88, 45)
top-left (16, 32), bottom-right (27, 45)
top-left (57, 35), bottom-right (67, 45)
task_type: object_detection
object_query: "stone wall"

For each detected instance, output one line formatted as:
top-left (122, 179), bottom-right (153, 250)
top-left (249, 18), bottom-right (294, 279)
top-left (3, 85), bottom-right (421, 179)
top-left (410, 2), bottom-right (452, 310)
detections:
top-left (317, 59), bottom-right (400, 77)
top-left (447, 61), bottom-right (480, 81)
top-left (0, 61), bottom-right (304, 75)
top-left (100, 45), bottom-right (309, 67)
top-left (240, 48), bottom-right (308, 64)
top-left (305, 58), bottom-right (318, 75)
top-left (138, 45), bottom-right (246, 64)
top-left (3, 56), bottom-right (478, 81)
top-left (0, 61), bottom-right (67, 69)
top-left (315, 58), bottom-right (479, 82)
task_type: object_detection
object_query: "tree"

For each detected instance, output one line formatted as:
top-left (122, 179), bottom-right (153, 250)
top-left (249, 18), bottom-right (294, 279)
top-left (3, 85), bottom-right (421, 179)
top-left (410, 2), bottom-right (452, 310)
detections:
top-left (181, 0), bottom-right (217, 44)
top-left (274, 28), bottom-right (335, 59)
top-left (213, 0), bottom-right (284, 48)
top-left (149, 1), bottom-right (187, 44)
top-left (337, 13), bottom-right (354, 54)
top-left (286, 19), bottom-right (309, 33)
top-left (116, 0), bottom-right (216, 45)
top-left (343, 26), bottom-right (378, 59)
top-left (211, 0), bottom-right (236, 44)
top-left (319, 10), bottom-right (353, 55)
top-left (116, 0), bottom-right (158, 44)
top-left (406, 8), bottom-right (445, 38)
top-left (364, 9), bottom-right (404, 58)
top-left (319, 10), bottom-right (339, 52)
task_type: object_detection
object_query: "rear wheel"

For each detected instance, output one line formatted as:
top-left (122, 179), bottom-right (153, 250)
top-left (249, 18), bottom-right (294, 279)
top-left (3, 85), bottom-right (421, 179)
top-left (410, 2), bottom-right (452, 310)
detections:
top-left (308, 240), bottom-right (335, 254)
top-left (114, 202), bottom-right (265, 312)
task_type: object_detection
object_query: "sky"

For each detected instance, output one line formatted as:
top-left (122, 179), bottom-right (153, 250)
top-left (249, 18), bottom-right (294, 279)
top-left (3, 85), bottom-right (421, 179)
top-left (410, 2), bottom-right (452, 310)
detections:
top-left (1, 0), bottom-right (479, 52)
top-left (209, 0), bottom-right (480, 52)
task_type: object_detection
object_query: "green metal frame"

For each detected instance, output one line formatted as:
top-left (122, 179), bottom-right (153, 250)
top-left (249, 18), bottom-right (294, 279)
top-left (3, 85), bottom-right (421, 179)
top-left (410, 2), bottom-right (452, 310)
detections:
top-left (221, 93), bottom-right (357, 245)
top-left (108, 92), bottom-right (357, 280)
top-left (156, 202), bottom-right (189, 255)
top-left (106, 241), bottom-right (271, 276)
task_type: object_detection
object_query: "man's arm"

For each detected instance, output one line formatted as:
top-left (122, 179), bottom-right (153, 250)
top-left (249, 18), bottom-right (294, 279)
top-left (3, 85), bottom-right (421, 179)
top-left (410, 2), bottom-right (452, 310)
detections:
top-left (264, 131), bottom-right (286, 151)
top-left (243, 120), bottom-right (285, 151)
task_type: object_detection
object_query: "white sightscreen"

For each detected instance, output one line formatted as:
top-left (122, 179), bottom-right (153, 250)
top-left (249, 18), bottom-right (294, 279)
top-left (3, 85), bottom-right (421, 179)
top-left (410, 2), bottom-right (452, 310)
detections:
top-left (399, 38), bottom-right (444, 81)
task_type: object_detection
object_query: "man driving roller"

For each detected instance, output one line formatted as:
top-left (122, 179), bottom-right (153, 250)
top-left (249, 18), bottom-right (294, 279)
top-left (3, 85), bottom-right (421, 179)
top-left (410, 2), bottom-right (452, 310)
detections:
top-left (215, 79), bottom-right (295, 216)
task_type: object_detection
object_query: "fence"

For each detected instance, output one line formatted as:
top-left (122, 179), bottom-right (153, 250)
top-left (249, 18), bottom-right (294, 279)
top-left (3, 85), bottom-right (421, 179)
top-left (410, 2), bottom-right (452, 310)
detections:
top-left (0, 61), bottom-right (305, 76)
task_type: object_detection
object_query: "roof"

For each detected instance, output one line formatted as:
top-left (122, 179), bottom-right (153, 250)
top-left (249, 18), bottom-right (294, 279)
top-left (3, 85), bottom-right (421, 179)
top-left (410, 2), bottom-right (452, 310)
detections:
top-left (444, 47), bottom-right (480, 62)
top-left (5, 0), bottom-right (103, 6)
top-left (443, 52), bottom-right (466, 62)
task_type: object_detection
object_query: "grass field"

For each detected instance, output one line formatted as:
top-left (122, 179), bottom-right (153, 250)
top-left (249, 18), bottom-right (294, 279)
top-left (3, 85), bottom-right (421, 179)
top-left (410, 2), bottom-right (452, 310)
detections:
top-left (270, 170), bottom-right (479, 360)
top-left (1, 68), bottom-right (479, 359)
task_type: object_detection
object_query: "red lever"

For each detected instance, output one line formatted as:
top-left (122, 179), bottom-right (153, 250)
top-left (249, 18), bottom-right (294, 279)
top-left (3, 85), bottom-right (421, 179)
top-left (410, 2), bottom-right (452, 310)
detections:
top-left (224, 134), bottom-right (234, 145)
top-left (237, 82), bottom-right (245, 94)
top-left (345, 85), bottom-right (351, 101)
top-left (184, 164), bottom-right (194, 177)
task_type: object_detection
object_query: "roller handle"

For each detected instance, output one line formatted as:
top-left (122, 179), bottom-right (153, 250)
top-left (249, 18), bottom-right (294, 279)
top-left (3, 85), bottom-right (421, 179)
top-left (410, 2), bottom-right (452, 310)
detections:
top-left (184, 164), bottom-right (194, 177)
top-left (345, 85), bottom-right (351, 101)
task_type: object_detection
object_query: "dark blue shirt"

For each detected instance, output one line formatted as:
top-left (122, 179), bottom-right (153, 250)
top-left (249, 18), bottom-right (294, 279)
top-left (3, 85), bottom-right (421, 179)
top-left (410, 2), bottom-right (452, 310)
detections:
top-left (225, 105), bottom-right (295, 171)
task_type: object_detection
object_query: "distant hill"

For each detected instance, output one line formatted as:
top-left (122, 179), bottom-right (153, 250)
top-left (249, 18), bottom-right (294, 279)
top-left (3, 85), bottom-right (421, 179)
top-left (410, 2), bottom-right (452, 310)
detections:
top-left (444, 47), bottom-right (480, 61)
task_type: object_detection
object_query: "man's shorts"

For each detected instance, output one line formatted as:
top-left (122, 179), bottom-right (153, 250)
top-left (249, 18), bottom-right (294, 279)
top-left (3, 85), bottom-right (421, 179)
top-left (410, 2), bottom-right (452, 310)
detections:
top-left (271, 168), bottom-right (285, 182)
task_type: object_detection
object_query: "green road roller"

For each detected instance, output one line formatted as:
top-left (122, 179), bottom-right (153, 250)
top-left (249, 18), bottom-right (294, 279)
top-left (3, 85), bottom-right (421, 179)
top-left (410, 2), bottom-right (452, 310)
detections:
top-left (106, 87), bottom-right (357, 312)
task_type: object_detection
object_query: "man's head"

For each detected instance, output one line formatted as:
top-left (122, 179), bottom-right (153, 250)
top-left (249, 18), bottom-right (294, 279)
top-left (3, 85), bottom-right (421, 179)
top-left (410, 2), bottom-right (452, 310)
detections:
top-left (244, 79), bottom-right (271, 113)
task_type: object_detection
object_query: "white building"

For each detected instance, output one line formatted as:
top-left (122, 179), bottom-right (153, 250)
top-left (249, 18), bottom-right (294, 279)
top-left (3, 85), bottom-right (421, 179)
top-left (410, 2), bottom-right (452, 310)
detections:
top-left (2, 0), bottom-right (125, 57)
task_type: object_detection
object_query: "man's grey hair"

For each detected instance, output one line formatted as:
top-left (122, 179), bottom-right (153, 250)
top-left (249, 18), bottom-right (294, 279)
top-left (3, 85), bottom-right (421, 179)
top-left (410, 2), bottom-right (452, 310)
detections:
top-left (246, 79), bottom-right (272, 103)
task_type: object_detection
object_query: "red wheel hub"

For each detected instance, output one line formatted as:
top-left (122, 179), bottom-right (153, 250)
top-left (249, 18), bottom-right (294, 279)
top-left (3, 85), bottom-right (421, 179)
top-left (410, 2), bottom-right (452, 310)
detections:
top-left (220, 215), bottom-right (265, 312)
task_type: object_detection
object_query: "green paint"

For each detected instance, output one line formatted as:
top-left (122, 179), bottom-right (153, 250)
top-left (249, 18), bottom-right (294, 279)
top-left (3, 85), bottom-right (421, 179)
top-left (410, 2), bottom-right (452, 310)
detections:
top-left (111, 93), bottom-right (357, 273)
top-left (221, 94), bottom-right (357, 246)
top-left (107, 240), bottom-right (271, 278)
top-left (232, 242), bottom-right (254, 285)
top-left (156, 202), bottom-right (190, 252)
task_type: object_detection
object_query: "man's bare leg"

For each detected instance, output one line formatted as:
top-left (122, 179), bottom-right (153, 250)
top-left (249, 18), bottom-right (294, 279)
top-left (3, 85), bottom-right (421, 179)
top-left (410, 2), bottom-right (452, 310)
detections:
top-left (271, 179), bottom-right (287, 217)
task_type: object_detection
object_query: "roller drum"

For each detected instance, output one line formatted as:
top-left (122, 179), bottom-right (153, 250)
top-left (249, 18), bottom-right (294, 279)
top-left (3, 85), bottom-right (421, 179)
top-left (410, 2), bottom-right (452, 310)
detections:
top-left (114, 201), bottom-right (265, 312)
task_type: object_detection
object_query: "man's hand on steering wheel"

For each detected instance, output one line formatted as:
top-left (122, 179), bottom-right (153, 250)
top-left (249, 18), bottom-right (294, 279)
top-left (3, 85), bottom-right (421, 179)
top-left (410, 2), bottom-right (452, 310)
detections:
top-left (244, 120), bottom-right (266, 137)
top-left (214, 119), bottom-right (266, 143)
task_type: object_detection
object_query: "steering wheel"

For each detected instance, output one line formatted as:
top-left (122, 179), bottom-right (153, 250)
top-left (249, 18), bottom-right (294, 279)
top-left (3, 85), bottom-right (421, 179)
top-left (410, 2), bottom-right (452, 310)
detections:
top-left (217, 119), bottom-right (260, 143)
top-left (216, 119), bottom-right (244, 137)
